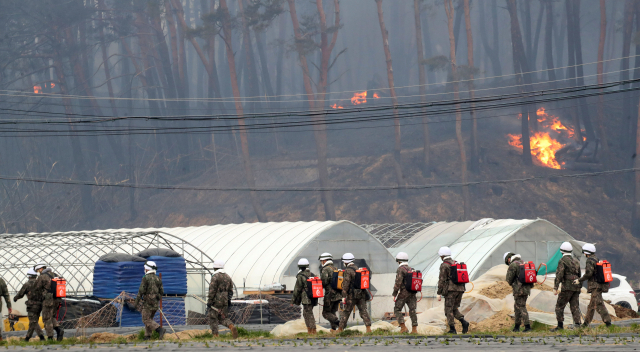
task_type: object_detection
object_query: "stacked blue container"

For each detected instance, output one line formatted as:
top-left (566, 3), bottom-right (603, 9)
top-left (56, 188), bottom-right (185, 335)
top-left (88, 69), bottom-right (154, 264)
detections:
top-left (93, 253), bottom-right (146, 299)
top-left (136, 248), bottom-right (187, 295)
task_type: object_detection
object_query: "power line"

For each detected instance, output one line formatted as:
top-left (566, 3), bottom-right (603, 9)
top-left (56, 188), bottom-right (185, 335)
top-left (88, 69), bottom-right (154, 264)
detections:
top-left (0, 168), bottom-right (636, 192)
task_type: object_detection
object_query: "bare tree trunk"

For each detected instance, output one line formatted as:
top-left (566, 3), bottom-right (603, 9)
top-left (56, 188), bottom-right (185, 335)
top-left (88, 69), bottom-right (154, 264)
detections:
top-left (375, 0), bottom-right (405, 195)
top-left (490, 0), bottom-right (502, 80)
top-left (479, 1), bottom-right (502, 80)
top-left (97, 0), bottom-right (118, 116)
top-left (506, 0), bottom-right (533, 166)
top-left (445, 0), bottom-right (470, 219)
top-left (621, 0), bottom-right (634, 150)
top-left (287, 0), bottom-right (337, 220)
top-left (633, 96), bottom-right (640, 237)
top-left (570, 0), bottom-right (596, 143)
top-left (531, 2), bottom-right (544, 76)
top-left (464, 0), bottom-right (479, 173)
top-left (543, 0), bottom-right (556, 85)
top-left (597, 0), bottom-right (608, 152)
top-left (414, 0), bottom-right (430, 176)
top-left (165, 0), bottom-right (182, 94)
top-left (236, 0), bottom-right (261, 114)
top-left (522, 0), bottom-right (533, 69)
top-left (219, 0), bottom-right (267, 222)
top-left (174, 0), bottom-right (189, 99)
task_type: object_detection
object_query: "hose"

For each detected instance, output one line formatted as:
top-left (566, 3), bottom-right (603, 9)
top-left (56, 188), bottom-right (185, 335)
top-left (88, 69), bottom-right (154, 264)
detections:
top-left (464, 282), bottom-right (475, 293)
top-left (417, 291), bottom-right (423, 302)
top-left (537, 263), bottom-right (548, 284)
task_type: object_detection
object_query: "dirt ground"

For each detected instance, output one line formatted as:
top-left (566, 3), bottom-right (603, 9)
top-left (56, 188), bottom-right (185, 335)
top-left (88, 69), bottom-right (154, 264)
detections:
top-left (478, 281), bottom-right (554, 300)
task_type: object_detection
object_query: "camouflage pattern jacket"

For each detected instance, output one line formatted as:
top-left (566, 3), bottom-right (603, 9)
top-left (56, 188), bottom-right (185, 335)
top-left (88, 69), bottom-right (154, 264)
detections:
top-left (207, 270), bottom-right (234, 310)
top-left (320, 262), bottom-right (341, 302)
top-left (134, 271), bottom-right (164, 310)
top-left (34, 268), bottom-right (61, 308)
top-left (579, 255), bottom-right (610, 293)
top-left (437, 258), bottom-right (465, 296)
top-left (0, 277), bottom-right (11, 312)
top-left (554, 255), bottom-right (582, 291)
top-left (342, 263), bottom-right (368, 301)
top-left (292, 269), bottom-right (316, 305)
top-left (506, 258), bottom-right (531, 296)
top-left (392, 263), bottom-right (415, 298)
top-left (15, 277), bottom-right (43, 311)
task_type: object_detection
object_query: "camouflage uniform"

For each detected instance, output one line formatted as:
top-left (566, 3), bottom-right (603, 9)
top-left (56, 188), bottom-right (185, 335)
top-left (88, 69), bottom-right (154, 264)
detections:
top-left (338, 263), bottom-right (371, 330)
top-left (392, 263), bottom-right (417, 327)
top-left (134, 272), bottom-right (164, 338)
top-left (14, 277), bottom-right (44, 339)
top-left (0, 278), bottom-right (11, 338)
top-left (291, 268), bottom-right (317, 330)
top-left (320, 262), bottom-right (341, 330)
top-left (578, 255), bottom-right (611, 325)
top-left (437, 258), bottom-right (465, 327)
top-left (505, 258), bottom-right (531, 326)
top-left (553, 255), bottom-right (582, 324)
top-left (34, 269), bottom-right (61, 338)
top-left (207, 270), bottom-right (234, 335)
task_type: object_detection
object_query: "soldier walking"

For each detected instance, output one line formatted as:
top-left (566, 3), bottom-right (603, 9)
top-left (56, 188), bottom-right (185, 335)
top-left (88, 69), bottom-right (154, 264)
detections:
top-left (504, 252), bottom-right (532, 332)
top-left (207, 260), bottom-right (238, 338)
top-left (551, 242), bottom-right (582, 331)
top-left (133, 261), bottom-right (166, 340)
top-left (392, 252), bottom-right (417, 334)
top-left (0, 272), bottom-right (12, 341)
top-left (33, 263), bottom-right (63, 341)
top-left (291, 259), bottom-right (317, 335)
top-left (14, 269), bottom-right (45, 341)
top-left (337, 253), bottom-right (372, 333)
top-left (575, 243), bottom-right (612, 328)
top-left (319, 253), bottom-right (341, 332)
top-left (436, 247), bottom-right (469, 334)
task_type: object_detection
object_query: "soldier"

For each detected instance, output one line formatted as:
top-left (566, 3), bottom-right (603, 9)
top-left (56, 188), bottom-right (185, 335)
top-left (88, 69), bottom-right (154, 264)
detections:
top-left (0, 272), bottom-right (13, 342)
top-left (207, 260), bottom-right (238, 338)
top-left (574, 243), bottom-right (612, 328)
top-left (504, 252), bottom-right (532, 332)
top-left (13, 269), bottom-right (45, 341)
top-left (33, 263), bottom-right (63, 341)
top-left (436, 247), bottom-right (469, 334)
top-left (337, 253), bottom-right (372, 334)
top-left (133, 261), bottom-right (166, 340)
top-left (551, 242), bottom-right (582, 331)
top-left (291, 258), bottom-right (317, 335)
top-left (319, 253), bottom-right (341, 332)
top-left (392, 252), bottom-right (417, 334)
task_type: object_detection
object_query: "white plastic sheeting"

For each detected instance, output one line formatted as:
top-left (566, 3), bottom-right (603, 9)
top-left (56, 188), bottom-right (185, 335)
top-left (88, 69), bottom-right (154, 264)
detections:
top-left (390, 219), bottom-right (575, 297)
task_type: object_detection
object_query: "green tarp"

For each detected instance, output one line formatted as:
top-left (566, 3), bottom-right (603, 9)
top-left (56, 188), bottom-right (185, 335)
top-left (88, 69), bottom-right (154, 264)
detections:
top-left (538, 248), bottom-right (562, 275)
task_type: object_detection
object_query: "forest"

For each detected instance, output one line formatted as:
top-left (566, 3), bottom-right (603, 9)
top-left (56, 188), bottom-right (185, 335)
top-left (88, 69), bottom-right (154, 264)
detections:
top-left (1, 0), bottom-right (640, 276)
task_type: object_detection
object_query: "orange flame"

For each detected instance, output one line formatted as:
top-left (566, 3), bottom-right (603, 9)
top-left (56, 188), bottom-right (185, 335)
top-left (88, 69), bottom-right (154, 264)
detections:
top-left (373, 92), bottom-right (380, 99)
top-left (508, 107), bottom-right (574, 169)
top-left (331, 103), bottom-right (344, 109)
top-left (33, 85), bottom-right (41, 94)
top-left (351, 91), bottom-right (367, 105)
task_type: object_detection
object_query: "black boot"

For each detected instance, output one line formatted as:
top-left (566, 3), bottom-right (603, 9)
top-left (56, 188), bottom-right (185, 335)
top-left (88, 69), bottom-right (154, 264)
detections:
top-left (605, 322), bottom-right (612, 327)
top-left (550, 321), bottom-right (563, 332)
top-left (54, 327), bottom-right (64, 341)
top-left (522, 324), bottom-right (532, 332)
top-left (512, 324), bottom-right (520, 332)
top-left (24, 337), bottom-right (30, 342)
top-left (447, 325), bottom-right (456, 334)
top-left (143, 336), bottom-right (150, 341)
top-left (460, 319), bottom-right (470, 334)
top-left (155, 327), bottom-right (166, 340)
top-left (39, 335), bottom-right (46, 341)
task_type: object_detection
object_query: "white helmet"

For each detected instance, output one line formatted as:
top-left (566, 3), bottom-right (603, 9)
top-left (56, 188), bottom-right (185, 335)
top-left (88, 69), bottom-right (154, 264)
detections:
top-left (438, 247), bottom-right (451, 257)
top-left (560, 242), bottom-right (573, 253)
top-left (582, 243), bottom-right (596, 254)
top-left (342, 253), bottom-right (355, 263)
top-left (298, 258), bottom-right (310, 266)
top-left (34, 263), bottom-right (46, 270)
top-left (213, 260), bottom-right (225, 269)
top-left (144, 261), bottom-right (157, 271)
top-left (318, 253), bottom-right (332, 261)
top-left (27, 268), bottom-right (37, 276)
top-left (395, 252), bottom-right (409, 262)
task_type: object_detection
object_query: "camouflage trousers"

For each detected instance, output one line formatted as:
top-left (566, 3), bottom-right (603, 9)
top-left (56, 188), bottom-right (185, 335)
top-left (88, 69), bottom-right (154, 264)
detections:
top-left (141, 308), bottom-right (160, 338)
top-left (301, 304), bottom-right (315, 329)
top-left (339, 297), bottom-right (371, 329)
top-left (394, 293), bottom-right (418, 327)
top-left (513, 294), bottom-right (530, 325)
top-left (584, 289), bottom-right (611, 325)
top-left (555, 290), bottom-right (581, 324)
top-left (444, 291), bottom-right (464, 327)
top-left (208, 307), bottom-right (233, 336)
top-left (41, 304), bottom-right (60, 337)
top-left (26, 308), bottom-right (43, 339)
top-left (322, 300), bottom-right (340, 330)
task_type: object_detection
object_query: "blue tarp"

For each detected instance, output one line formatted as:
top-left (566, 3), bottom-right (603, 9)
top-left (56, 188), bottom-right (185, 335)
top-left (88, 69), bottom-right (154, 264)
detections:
top-left (136, 249), bottom-right (187, 295)
top-left (93, 254), bottom-right (146, 299)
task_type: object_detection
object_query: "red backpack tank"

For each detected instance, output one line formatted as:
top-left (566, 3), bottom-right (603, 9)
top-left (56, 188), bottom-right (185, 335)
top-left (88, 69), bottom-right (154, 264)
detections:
top-left (595, 260), bottom-right (613, 284)
top-left (518, 261), bottom-right (537, 284)
top-left (404, 270), bottom-right (423, 292)
top-left (449, 262), bottom-right (469, 284)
